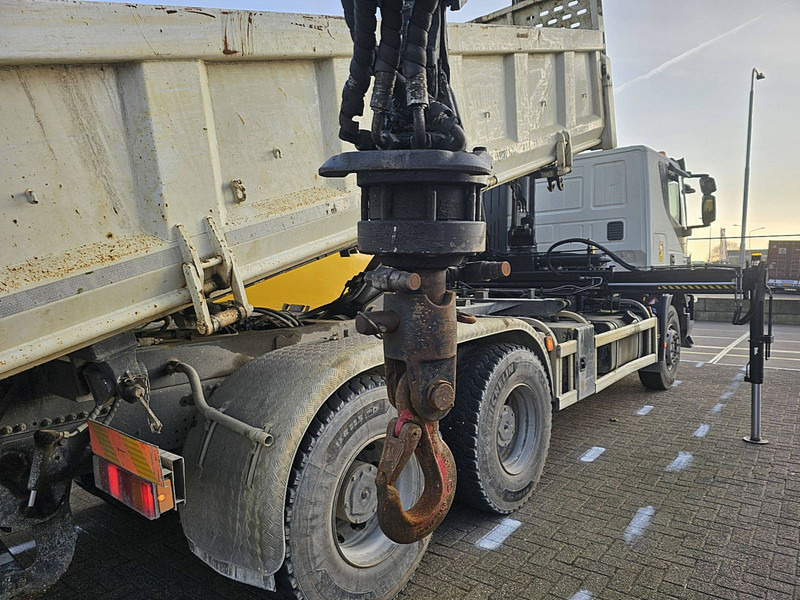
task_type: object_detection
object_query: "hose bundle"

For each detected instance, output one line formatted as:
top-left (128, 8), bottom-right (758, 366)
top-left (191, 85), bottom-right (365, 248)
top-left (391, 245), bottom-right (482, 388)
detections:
top-left (339, 0), bottom-right (467, 151)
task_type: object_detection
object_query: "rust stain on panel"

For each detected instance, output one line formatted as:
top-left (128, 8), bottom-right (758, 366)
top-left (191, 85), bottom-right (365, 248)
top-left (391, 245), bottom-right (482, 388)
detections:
top-left (0, 234), bottom-right (163, 294)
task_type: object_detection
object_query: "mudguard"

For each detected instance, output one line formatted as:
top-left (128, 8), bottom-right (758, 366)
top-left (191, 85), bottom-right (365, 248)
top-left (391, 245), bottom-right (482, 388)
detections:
top-left (180, 316), bottom-right (548, 588)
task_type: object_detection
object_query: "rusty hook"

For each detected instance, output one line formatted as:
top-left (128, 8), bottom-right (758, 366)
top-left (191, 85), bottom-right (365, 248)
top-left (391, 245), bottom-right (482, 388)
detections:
top-left (376, 375), bottom-right (457, 544)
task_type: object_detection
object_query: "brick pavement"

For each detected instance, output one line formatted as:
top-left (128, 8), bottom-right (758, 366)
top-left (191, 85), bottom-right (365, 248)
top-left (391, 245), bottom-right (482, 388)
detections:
top-left (35, 362), bottom-right (800, 600)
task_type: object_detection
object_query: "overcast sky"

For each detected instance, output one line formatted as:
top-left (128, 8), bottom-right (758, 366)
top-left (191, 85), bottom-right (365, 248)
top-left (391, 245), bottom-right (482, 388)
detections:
top-left (106, 0), bottom-right (799, 258)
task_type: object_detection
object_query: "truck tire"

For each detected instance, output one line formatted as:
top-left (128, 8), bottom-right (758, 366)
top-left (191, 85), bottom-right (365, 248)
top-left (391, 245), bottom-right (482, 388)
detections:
top-left (441, 344), bottom-right (551, 514)
top-left (275, 374), bottom-right (427, 600)
top-left (639, 305), bottom-right (681, 390)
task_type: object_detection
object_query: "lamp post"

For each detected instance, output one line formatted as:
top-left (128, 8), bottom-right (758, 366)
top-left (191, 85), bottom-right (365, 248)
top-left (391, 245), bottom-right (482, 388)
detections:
top-left (739, 68), bottom-right (765, 269)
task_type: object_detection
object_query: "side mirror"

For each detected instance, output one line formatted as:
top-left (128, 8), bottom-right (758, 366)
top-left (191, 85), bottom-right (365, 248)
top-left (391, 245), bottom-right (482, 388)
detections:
top-left (699, 176), bottom-right (717, 195)
top-left (701, 194), bottom-right (716, 226)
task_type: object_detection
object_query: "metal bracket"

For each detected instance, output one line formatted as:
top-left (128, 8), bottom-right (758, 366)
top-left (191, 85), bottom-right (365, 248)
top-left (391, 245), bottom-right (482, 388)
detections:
top-left (537, 131), bottom-right (573, 192)
top-left (175, 217), bottom-right (253, 335)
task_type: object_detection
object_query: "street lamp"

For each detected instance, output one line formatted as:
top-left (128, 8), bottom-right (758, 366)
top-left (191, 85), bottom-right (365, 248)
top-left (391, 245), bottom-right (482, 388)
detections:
top-left (738, 68), bottom-right (766, 269)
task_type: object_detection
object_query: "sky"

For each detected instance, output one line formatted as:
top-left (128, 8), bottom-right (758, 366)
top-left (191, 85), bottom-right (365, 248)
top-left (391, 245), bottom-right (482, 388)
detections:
top-left (101, 0), bottom-right (800, 259)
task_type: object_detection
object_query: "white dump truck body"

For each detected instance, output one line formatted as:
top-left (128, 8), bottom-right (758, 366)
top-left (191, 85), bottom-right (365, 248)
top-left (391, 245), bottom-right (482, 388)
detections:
top-left (0, 0), bottom-right (615, 379)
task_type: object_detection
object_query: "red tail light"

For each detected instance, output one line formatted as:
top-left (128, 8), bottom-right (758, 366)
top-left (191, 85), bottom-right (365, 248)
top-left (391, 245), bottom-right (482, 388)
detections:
top-left (93, 456), bottom-right (160, 520)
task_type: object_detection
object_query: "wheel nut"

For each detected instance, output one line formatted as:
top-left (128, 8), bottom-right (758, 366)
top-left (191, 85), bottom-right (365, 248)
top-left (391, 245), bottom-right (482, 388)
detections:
top-left (427, 381), bottom-right (455, 412)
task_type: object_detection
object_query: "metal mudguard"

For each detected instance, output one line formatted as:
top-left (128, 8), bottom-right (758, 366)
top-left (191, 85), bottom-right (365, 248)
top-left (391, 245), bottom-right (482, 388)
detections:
top-left (179, 317), bottom-right (548, 588)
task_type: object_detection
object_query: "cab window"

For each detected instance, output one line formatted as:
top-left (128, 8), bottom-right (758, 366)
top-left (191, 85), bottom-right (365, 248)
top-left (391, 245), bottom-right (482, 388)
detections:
top-left (667, 179), bottom-right (682, 225)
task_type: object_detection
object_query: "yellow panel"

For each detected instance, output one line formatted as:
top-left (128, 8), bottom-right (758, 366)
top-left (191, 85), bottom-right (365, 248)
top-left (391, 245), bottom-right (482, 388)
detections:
top-left (246, 253), bottom-right (372, 310)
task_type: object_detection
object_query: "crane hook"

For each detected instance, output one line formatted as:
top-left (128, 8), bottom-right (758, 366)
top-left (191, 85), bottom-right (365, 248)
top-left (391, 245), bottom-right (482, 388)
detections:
top-left (375, 374), bottom-right (457, 544)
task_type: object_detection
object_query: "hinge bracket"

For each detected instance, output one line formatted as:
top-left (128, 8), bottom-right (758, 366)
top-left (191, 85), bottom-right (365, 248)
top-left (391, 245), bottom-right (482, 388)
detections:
top-left (537, 130), bottom-right (573, 191)
top-left (175, 217), bottom-right (253, 335)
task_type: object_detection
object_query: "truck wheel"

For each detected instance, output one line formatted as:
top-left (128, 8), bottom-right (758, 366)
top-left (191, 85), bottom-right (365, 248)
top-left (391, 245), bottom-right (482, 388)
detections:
top-left (275, 374), bottom-right (427, 600)
top-left (442, 344), bottom-right (551, 514)
top-left (639, 305), bottom-right (681, 390)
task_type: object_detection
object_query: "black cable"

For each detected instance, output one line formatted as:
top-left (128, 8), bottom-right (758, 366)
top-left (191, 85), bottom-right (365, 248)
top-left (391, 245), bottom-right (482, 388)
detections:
top-left (545, 237), bottom-right (643, 274)
top-left (339, 0), bottom-right (378, 146)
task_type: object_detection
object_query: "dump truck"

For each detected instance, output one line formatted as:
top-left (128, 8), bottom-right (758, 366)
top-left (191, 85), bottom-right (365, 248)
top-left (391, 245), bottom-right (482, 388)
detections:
top-left (0, 1), bottom-right (772, 599)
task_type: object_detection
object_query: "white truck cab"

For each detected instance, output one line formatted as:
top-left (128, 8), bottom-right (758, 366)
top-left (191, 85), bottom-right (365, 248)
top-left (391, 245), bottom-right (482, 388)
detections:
top-left (532, 145), bottom-right (716, 268)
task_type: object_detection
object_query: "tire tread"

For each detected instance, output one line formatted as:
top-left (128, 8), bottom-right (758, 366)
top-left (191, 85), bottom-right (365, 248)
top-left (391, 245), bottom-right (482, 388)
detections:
top-left (443, 343), bottom-right (550, 514)
top-left (275, 373), bottom-right (385, 599)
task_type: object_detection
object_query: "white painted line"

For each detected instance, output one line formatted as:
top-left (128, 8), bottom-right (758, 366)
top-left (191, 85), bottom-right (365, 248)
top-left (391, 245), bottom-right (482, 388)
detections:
top-left (710, 403), bottom-right (725, 414)
top-left (569, 591), bottom-right (593, 600)
top-left (695, 361), bottom-right (704, 368)
top-left (623, 506), bottom-right (654, 543)
top-left (476, 518), bottom-right (522, 550)
top-left (708, 332), bottom-right (748, 364)
top-left (716, 363), bottom-right (800, 373)
top-left (734, 372), bottom-right (745, 381)
top-left (672, 380), bottom-right (682, 387)
top-left (579, 447), bottom-right (606, 462)
top-left (723, 354), bottom-right (800, 362)
top-left (6, 540), bottom-right (36, 555)
top-left (636, 405), bottom-right (654, 415)
top-left (665, 452), bottom-right (694, 472)
top-left (693, 424), bottom-right (710, 438)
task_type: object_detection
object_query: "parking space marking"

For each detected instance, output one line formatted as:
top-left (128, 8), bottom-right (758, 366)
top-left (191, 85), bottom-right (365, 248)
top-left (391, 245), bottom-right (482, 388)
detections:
top-left (693, 424), bottom-right (710, 438)
top-left (710, 403), bottom-right (725, 414)
top-left (6, 540), bottom-right (36, 556)
top-left (715, 363), bottom-right (800, 372)
top-left (636, 405), bottom-right (654, 415)
top-left (708, 333), bottom-right (749, 364)
top-left (723, 354), bottom-right (800, 362)
top-left (695, 361), bottom-right (704, 367)
top-left (672, 380), bottom-right (682, 387)
top-left (579, 447), bottom-right (606, 462)
top-left (569, 591), bottom-right (593, 600)
top-left (666, 452), bottom-right (694, 472)
top-left (476, 518), bottom-right (522, 550)
top-left (623, 506), bottom-right (654, 543)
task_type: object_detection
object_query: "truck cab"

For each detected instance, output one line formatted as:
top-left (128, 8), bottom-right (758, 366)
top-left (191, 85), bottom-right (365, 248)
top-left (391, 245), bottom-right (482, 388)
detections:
top-left (513, 145), bottom-right (717, 268)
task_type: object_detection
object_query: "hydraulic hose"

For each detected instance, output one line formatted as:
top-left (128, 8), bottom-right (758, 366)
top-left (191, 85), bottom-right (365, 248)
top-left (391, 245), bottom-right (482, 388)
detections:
top-left (545, 237), bottom-right (644, 274)
top-left (370, 0), bottom-right (403, 147)
top-left (402, 0), bottom-right (439, 147)
top-left (339, 0), bottom-right (378, 147)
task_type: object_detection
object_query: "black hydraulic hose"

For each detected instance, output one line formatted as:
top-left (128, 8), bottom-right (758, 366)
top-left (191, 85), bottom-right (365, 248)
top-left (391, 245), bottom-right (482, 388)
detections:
top-left (545, 237), bottom-right (644, 274)
top-left (341, 0), bottom-right (355, 40)
top-left (402, 0), bottom-right (439, 147)
top-left (339, 0), bottom-right (378, 146)
top-left (370, 0), bottom-right (404, 147)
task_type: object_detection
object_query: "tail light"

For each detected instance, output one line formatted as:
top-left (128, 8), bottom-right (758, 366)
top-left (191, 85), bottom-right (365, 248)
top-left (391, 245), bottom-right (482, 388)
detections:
top-left (93, 456), bottom-right (163, 519)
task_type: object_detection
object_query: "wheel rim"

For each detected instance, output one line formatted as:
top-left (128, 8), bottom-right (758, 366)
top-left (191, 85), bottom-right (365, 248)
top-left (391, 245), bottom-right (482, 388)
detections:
top-left (496, 384), bottom-right (538, 475)
top-left (333, 436), bottom-right (423, 568)
top-left (666, 322), bottom-right (680, 372)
